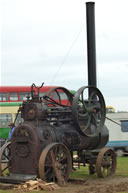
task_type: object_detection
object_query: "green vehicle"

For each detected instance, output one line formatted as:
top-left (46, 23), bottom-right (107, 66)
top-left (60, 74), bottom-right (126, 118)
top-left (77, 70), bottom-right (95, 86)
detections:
top-left (0, 102), bottom-right (23, 143)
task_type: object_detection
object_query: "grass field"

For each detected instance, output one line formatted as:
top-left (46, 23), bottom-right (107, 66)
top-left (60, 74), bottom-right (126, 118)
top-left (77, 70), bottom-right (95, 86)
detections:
top-left (70, 157), bottom-right (128, 179)
top-left (0, 157), bottom-right (127, 193)
top-left (116, 157), bottom-right (128, 176)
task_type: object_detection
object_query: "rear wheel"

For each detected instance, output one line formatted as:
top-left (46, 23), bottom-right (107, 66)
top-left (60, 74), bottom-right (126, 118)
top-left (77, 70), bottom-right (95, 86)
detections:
top-left (0, 142), bottom-right (11, 176)
top-left (96, 148), bottom-right (117, 178)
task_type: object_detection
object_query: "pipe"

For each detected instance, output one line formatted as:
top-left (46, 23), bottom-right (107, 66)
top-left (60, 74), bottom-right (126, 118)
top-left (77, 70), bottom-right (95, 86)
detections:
top-left (86, 2), bottom-right (97, 93)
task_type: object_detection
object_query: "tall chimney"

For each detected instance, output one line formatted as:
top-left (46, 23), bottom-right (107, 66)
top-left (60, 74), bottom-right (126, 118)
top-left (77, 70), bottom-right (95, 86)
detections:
top-left (86, 2), bottom-right (97, 93)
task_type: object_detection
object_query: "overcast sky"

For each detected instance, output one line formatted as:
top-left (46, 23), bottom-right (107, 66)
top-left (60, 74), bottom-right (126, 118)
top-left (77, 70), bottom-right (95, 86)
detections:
top-left (0, 0), bottom-right (128, 111)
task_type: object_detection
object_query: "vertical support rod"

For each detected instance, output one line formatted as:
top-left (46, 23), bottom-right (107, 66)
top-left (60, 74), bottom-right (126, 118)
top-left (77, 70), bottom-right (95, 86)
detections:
top-left (86, 2), bottom-right (97, 94)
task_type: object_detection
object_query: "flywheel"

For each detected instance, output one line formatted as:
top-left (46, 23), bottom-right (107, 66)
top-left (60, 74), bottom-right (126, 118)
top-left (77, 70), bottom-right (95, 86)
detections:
top-left (72, 86), bottom-right (106, 137)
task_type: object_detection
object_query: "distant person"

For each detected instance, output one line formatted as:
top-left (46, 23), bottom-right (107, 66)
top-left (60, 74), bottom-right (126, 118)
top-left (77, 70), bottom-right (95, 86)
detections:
top-left (8, 123), bottom-right (15, 139)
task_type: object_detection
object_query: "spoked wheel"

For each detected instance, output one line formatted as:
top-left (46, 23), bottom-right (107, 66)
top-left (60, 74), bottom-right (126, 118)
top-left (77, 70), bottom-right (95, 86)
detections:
top-left (72, 86), bottom-right (106, 136)
top-left (0, 142), bottom-right (11, 176)
top-left (38, 143), bottom-right (72, 185)
top-left (96, 148), bottom-right (117, 178)
top-left (44, 87), bottom-right (73, 106)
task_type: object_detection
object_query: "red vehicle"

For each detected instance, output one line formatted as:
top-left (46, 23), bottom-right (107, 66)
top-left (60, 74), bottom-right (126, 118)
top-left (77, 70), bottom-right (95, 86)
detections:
top-left (0, 85), bottom-right (71, 105)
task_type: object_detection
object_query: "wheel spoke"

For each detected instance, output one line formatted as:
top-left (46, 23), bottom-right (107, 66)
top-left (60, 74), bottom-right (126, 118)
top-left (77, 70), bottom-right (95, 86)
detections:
top-left (88, 91), bottom-right (96, 105)
top-left (81, 92), bottom-right (88, 111)
top-left (58, 155), bottom-right (67, 163)
top-left (45, 167), bottom-right (52, 176)
top-left (54, 90), bottom-right (61, 104)
top-left (0, 142), bottom-right (11, 177)
top-left (83, 115), bottom-right (91, 132)
top-left (54, 145), bottom-right (59, 158)
top-left (92, 113), bottom-right (98, 127)
top-left (3, 152), bottom-right (9, 160)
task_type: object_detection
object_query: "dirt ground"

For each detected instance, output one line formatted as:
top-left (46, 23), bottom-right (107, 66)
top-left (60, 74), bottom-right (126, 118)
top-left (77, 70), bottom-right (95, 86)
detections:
top-left (59, 176), bottom-right (128, 193)
top-left (0, 176), bottom-right (128, 193)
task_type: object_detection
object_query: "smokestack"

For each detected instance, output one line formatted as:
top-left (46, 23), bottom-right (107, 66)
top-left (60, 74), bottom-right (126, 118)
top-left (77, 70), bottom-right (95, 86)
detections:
top-left (86, 2), bottom-right (97, 92)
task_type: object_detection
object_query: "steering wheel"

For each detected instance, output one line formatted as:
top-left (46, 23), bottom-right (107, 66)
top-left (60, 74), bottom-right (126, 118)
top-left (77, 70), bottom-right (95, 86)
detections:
top-left (72, 86), bottom-right (106, 137)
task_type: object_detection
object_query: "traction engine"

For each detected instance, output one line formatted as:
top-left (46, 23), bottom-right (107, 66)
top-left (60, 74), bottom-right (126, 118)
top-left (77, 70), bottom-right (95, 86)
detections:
top-left (0, 84), bottom-right (116, 184)
top-left (0, 2), bottom-right (117, 184)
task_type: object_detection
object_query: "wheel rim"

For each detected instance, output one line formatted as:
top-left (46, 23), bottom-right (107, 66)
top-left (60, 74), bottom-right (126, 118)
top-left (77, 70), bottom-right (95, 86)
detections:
top-left (38, 143), bottom-right (72, 184)
top-left (0, 142), bottom-right (11, 176)
top-left (96, 148), bottom-right (117, 178)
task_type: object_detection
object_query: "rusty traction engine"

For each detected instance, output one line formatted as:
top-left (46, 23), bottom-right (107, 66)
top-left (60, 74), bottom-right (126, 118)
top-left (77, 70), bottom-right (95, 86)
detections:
top-left (0, 84), bottom-right (116, 184)
top-left (0, 2), bottom-right (116, 184)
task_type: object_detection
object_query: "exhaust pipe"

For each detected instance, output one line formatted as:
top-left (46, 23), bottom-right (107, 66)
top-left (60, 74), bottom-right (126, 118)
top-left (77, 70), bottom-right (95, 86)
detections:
top-left (86, 2), bottom-right (97, 94)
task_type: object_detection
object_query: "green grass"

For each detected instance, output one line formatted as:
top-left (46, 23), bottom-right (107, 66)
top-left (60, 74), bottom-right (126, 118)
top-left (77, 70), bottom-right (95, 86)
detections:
top-left (116, 157), bottom-right (128, 176)
top-left (70, 157), bottom-right (128, 179)
top-left (70, 165), bottom-right (96, 179)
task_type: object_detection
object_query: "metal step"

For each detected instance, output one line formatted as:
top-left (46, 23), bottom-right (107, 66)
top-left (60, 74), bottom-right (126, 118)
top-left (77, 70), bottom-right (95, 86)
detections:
top-left (0, 173), bottom-right (37, 184)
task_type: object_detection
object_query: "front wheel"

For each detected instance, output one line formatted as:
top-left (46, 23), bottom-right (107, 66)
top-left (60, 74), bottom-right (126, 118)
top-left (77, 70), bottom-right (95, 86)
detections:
top-left (38, 143), bottom-right (72, 185)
